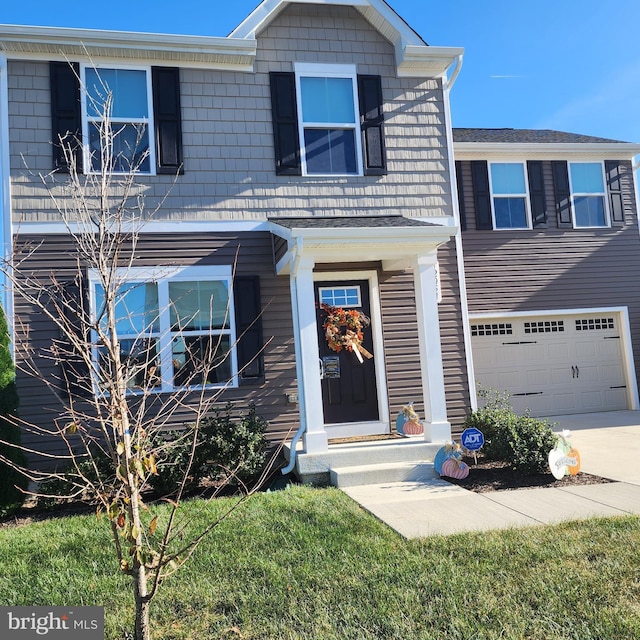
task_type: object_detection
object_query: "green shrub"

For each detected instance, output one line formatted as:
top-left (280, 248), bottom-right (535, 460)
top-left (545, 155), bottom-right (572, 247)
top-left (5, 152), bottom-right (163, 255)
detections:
top-left (463, 388), bottom-right (556, 474)
top-left (150, 403), bottom-right (269, 497)
top-left (0, 304), bottom-right (28, 513)
top-left (38, 404), bottom-right (270, 503)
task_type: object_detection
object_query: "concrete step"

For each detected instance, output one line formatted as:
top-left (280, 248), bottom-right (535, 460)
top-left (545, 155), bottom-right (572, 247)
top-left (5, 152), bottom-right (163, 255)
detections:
top-left (316, 439), bottom-right (441, 467)
top-left (330, 460), bottom-right (438, 488)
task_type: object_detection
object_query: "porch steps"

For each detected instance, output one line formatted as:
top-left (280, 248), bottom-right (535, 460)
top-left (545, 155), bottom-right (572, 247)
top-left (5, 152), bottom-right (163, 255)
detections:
top-left (330, 460), bottom-right (438, 488)
top-left (289, 438), bottom-right (443, 487)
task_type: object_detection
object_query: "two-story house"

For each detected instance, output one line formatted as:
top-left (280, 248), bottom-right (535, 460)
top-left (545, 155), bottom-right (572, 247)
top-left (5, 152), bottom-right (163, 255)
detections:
top-left (454, 129), bottom-right (640, 418)
top-left (1, 0), bottom-right (639, 484)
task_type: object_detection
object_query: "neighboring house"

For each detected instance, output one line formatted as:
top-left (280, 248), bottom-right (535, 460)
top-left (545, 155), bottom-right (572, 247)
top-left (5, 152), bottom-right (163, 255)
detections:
top-left (0, 0), bottom-right (638, 483)
top-left (454, 129), bottom-right (640, 418)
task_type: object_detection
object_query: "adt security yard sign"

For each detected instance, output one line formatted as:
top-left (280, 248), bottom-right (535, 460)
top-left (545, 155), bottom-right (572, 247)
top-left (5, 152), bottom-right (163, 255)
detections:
top-left (461, 427), bottom-right (484, 451)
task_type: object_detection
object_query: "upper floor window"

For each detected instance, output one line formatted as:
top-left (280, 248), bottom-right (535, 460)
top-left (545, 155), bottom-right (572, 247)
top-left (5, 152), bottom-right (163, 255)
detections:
top-left (50, 62), bottom-right (183, 176)
top-left (568, 162), bottom-right (608, 228)
top-left (461, 159), bottom-right (626, 231)
top-left (82, 65), bottom-right (155, 174)
top-left (269, 69), bottom-right (386, 177)
top-left (295, 64), bottom-right (362, 176)
top-left (489, 162), bottom-right (530, 229)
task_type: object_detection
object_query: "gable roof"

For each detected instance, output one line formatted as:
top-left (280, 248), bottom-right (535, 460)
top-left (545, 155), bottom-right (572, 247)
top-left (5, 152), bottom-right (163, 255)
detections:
top-left (230, 0), bottom-right (463, 78)
top-left (453, 128), bottom-right (640, 160)
top-left (453, 128), bottom-right (630, 144)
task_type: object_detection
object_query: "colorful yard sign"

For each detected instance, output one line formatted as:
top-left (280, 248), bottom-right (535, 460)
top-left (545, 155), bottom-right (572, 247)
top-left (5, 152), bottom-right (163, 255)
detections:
top-left (434, 441), bottom-right (462, 475)
top-left (548, 430), bottom-right (581, 479)
top-left (395, 403), bottom-right (423, 437)
top-left (461, 427), bottom-right (484, 451)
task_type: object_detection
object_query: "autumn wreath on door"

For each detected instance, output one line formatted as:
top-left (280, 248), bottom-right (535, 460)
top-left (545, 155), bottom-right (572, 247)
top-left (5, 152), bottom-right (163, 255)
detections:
top-left (320, 304), bottom-right (373, 363)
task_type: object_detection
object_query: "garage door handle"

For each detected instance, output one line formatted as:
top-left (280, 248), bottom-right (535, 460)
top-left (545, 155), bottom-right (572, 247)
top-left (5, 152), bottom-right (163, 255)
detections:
top-left (576, 366), bottom-right (579, 378)
top-left (572, 365), bottom-right (575, 378)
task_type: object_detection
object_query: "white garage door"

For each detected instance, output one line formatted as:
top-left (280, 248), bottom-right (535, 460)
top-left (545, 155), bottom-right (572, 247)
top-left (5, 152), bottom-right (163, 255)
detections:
top-left (471, 313), bottom-right (629, 416)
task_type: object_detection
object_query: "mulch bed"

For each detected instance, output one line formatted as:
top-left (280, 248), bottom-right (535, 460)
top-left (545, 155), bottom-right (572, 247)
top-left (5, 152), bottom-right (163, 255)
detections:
top-left (446, 457), bottom-right (615, 493)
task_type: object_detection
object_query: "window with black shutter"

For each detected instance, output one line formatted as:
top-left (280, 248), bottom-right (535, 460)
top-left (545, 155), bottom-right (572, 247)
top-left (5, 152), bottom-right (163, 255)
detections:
top-left (51, 63), bottom-right (182, 175)
top-left (269, 66), bottom-right (386, 177)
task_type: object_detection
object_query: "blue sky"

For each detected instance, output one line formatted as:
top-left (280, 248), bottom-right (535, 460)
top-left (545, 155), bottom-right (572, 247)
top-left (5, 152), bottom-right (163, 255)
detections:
top-left (3, 0), bottom-right (640, 142)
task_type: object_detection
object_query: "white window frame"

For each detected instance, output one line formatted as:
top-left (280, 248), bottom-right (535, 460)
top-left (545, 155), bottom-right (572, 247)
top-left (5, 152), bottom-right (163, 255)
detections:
top-left (294, 62), bottom-right (363, 177)
top-left (488, 161), bottom-right (532, 230)
top-left (568, 161), bottom-right (610, 229)
top-left (80, 63), bottom-right (156, 176)
top-left (88, 265), bottom-right (237, 394)
top-left (317, 285), bottom-right (362, 308)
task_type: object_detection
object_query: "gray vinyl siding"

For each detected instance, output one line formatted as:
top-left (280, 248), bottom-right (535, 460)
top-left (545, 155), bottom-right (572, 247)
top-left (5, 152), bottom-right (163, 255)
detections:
top-left (12, 232), bottom-right (298, 464)
top-left (8, 4), bottom-right (454, 224)
top-left (378, 240), bottom-right (469, 434)
top-left (458, 158), bottom-right (640, 395)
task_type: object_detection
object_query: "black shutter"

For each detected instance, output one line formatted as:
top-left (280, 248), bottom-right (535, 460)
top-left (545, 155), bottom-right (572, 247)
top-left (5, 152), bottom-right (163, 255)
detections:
top-left (552, 161), bottom-right (573, 228)
top-left (455, 161), bottom-right (467, 231)
top-left (152, 67), bottom-right (183, 175)
top-left (470, 161), bottom-right (493, 230)
top-left (269, 72), bottom-right (301, 176)
top-left (57, 277), bottom-right (92, 399)
top-left (527, 161), bottom-right (547, 228)
top-left (49, 61), bottom-right (82, 173)
top-left (605, 160), bottom-right (625, 226)
top-left (357, 75), bottom-right (387, 176)
top-left (233, 276), bottom-right (264, 383)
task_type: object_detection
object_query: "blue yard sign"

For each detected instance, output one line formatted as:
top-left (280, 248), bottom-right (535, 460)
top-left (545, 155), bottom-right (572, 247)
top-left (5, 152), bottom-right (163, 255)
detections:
top-left (461, 427), bottom-right (484, 451)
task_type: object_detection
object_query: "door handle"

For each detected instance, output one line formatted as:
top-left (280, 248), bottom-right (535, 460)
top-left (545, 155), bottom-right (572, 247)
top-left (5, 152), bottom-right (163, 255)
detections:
top-left (575, 366), bottom-right (579, 379)
top-left (571, 365), bottom-right (575, 379)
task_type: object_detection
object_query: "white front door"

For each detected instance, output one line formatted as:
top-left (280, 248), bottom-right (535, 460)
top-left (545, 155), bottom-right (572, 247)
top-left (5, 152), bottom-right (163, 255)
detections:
top-left (471, 313), bottom-right (629, 416)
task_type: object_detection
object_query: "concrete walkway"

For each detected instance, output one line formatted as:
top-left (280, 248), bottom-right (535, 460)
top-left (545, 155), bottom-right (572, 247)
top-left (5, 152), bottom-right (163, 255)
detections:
top-left (342, 411), bottom-right (640, 538)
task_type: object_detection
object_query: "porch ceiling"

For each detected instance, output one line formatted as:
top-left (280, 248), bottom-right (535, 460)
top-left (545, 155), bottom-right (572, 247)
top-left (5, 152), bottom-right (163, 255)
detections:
top-left (269, 215), bottom-right (457, 273)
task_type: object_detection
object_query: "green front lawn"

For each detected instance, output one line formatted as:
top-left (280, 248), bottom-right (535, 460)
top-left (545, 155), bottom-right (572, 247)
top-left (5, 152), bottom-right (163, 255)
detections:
top-left (1, 485), bottom-right (639, 639)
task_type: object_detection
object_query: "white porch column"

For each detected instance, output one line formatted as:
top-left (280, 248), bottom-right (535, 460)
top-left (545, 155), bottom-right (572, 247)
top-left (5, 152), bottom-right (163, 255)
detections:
top-left (291, 255), bottom-right (328, 453)
top-left (413, 254), bottom-right (452, 442)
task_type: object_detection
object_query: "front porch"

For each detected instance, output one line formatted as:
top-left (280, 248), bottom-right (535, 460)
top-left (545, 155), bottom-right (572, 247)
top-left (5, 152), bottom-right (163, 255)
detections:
top-left (269, 215), bottom-right (458, 486)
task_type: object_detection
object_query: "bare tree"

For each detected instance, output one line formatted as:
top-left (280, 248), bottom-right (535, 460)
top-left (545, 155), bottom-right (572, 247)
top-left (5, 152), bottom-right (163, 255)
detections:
top-left (2, 67), bottom-right (279, 640)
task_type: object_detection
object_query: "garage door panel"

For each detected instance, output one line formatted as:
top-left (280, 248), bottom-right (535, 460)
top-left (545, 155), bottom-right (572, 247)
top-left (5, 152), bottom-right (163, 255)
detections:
top-left (471, 312), bottom-right (629, 417)
top-left (598, 339), bottom-right (622, 359)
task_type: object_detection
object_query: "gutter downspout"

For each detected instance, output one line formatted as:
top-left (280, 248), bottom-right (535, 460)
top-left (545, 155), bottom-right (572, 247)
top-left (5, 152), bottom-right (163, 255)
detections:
top-left (444, 53), bottom-right (463, 91)
top-left (0, 54), bottom-right (13, 345)
top-left (281, 237), bottom-right (306, 475)
top-left (442, 52), bottom-right (477, 410)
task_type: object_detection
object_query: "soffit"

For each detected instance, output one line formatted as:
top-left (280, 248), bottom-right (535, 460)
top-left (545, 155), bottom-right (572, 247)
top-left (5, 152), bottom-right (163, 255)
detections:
top-left (0, 25), bottom-right (257, 69)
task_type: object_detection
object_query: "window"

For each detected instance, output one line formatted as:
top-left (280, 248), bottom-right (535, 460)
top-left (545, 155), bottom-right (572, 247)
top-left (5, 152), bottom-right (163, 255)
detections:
top-left (90, 266), bottom-right (236, 393)
top-left (269, 69), bottom-right (386, 177)
top-left (295, 64), bottom-right (362, 176)
top-left (489, 163), bottom-right (530, 229)
top-left (82, 65), bottom-right (155, 174)
top-left (318, 286), bottom-right (362, 308)
top-left (569, 162), bottom-right (608, 227)
top-left (51, 63), bottom-right (183, 175)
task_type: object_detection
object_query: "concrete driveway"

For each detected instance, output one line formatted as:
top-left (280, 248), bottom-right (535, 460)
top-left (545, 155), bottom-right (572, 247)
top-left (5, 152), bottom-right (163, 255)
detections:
top-left (547, 411), bottom-right (640, 485)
